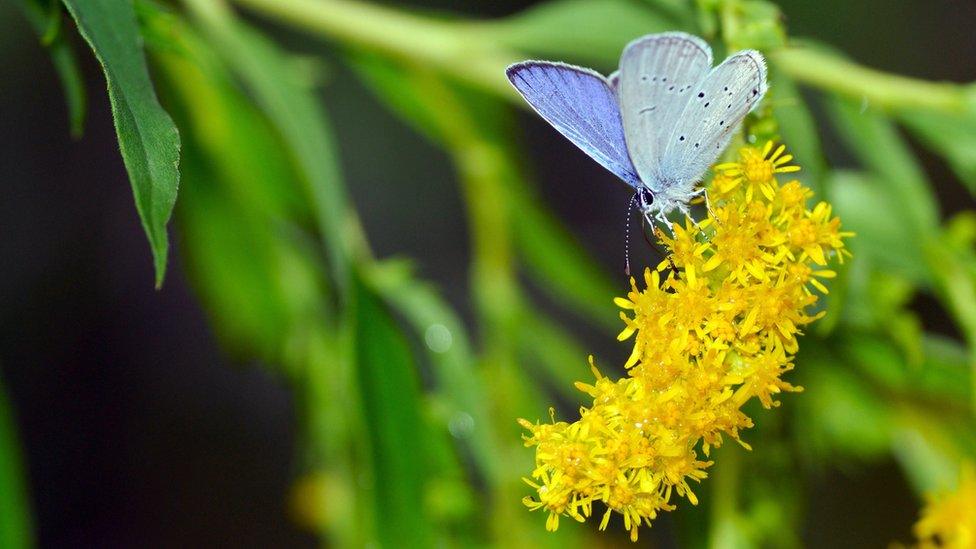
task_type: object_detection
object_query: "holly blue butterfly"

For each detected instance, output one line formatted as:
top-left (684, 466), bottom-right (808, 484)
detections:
top-left (506, 32), bottom-right (767, 227)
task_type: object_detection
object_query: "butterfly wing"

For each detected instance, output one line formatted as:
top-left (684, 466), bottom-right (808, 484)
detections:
top-left (658, 50), bottom-right (767, 186)
top-left (617, 32), bottom-right (713, 192)
top-left (507, 61), bottom-right (641, 188)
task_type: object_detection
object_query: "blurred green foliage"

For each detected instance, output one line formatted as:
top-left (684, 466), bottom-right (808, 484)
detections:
top-left (0, 374), bottom-right (33, 549)
top-left (10, 0), bottom-right (976, 546)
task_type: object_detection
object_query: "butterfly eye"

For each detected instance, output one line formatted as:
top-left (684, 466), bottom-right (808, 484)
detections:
top-left (639, 188), bottom-right (654, 206)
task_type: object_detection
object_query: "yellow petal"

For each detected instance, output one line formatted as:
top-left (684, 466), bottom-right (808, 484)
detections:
top-left (702, 254), bottom-right (723, 272)
top-left (617, 325), bottom-right (636, 341)
top-left (771, 143), bottom-right (786, 161)
top-left (614, 297), bottom-right (635, 309)
top-left (624, 343), bottom-right (641, 369)
top-left (810, 277), bottom-right (829, 294)
top-left (808, 245), bottom-right (827, 265)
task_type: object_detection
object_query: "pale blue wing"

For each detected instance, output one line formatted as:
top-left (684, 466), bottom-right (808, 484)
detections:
top-left (660, 50), bottom-right (767, 186)
top-left (617, 32), bottom-right (713, 192)
top-left (507, 61), bottom-right (641, 188)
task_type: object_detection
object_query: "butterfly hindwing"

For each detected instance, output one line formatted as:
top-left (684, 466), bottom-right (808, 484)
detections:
top-left (617, 32), bottom-right (713, 191)
top-left (506, 61), bottom-right (641, 188)
top-left (660, 50), bottom-right (767, 185)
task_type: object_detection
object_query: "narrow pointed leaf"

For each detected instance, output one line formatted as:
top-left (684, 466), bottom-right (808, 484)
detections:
top-left (62, 0), bottom-right (181, 287)
top-left (354, 277), bottom-right (434, 548)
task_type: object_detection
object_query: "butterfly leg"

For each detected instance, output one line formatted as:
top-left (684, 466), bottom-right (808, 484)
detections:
top-left (690, 187), bottom-right (720, 224)
top-left (641, 211), bottom-right (662, 236)
top-left (653, 210), bottom-right (680, 237)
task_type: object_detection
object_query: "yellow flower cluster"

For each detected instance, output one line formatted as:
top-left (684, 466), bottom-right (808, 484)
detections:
top-left (519, 142), bottom-right (851, 541)
top-left (912, 464), bottom-right (976, 548)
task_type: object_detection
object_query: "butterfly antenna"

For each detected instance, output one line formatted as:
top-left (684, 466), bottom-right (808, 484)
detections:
top-left (624, 193), bottom-right (637, 277)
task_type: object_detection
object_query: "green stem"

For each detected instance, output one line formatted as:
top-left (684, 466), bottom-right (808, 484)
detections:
top-left (232, 0), bottom-right (975, 117)
top-left (0, 372), bottom-right (33, 549)
top-left (155, 1), bottom-right (370, 542)
top-left (708, 446), bottom-right (743, 549)
top-left (422, 80), bottom-right (525, 546)
top-left (771, 47), bottom-right (970, 114)
top-left (399, 69), bottom-right (571, 546)
top-left (231, 0), bottom-right (516, 96)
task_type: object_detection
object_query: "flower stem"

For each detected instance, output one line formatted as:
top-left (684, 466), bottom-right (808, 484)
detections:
top-left (389, 66), bottom-right (553, 545)
top-left (231, 0), bottom-right (975, 117)
top-left (708, 445), bottom-right (745, 549)
top-left (231, 0), bottom-right (516, 96)
top-left (770, 47), bottom-right (971, 114)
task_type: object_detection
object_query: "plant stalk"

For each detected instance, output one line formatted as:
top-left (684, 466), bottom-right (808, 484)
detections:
top-left (771, 47), bottom-right (970, 114)
top-left (232, 0), bottom-right (974, 116)
top-left (232, 0), bottom-right (516, 96)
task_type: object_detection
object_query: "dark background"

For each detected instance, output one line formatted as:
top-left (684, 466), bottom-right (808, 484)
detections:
top-left (2, 0), bottom-right (974, 546)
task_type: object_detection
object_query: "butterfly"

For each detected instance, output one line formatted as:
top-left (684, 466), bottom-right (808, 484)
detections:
top-left (506, 32), bottom-right (767, 228)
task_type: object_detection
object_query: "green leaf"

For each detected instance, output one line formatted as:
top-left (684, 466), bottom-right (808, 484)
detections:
top-left (0, 375), bottom-right (33, 549)
top-left (824, 95), bottom-right (939, 234)
top-left (923, 237), bottom-right (976, 357)
top-left (828, 171), bottom-right (930, 284)
top-left (182, 0), bottom-right (353, 293)
top-left (417, 401), bottom-right (478, 539)
top-left (509, 183), bottom-right (621, 331)
top-left (918, 335), bottom-right (971, 399)
top-left (364, 260), bottom-right (502, 483)
top-left (143, 8), bottom-right (325, 360)
top-left (62, 0), bottom-right (181, 287)
top-left (15, 0), bottom-right (86, 137)
top-left (768, 70), bottom-right (826, 196)
top-left (794, 344), bottom-right (894, 462)
top-left (349, 53), bottom-right (620, 329)
top-left (637, 0), bottom-right (698, 27)
top-left (353, 276), bottom-right (434, 548)
top-left (143, 33), bottom-right (363, 544)
top-left (517, 307), bottom-right (600, 399)
top-left (344, 50), bottom-right (450, 144)
top-left (899, 107), bottom-right (976, 194)
top-left (835, 333), bottom-right (914, 393)
top-left (890, 412), bottom-right (971, 494)
top-left (798, 336), bottom-right (975, 495)
top-left (719, 0), bottom-right (786, 52)
top-left (489, 0), bottom-right (685, 69)
top-left (173, 146), bottom-right (301, 361)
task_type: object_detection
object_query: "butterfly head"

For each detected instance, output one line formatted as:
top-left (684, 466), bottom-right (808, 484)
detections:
top-left (636, 185), bottom-right (671, 224)
top-left (636, 181), bottom-right (700, 228)
top-left (636, 186), bottom-right (654, 211)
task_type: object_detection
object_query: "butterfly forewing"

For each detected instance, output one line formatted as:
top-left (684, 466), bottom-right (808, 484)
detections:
top-left (506, 62), bottom-right (641, 188)
top-left (660, 50), bottom-right (767, 185)
top-left (617, 32), bottom-right (713, 191)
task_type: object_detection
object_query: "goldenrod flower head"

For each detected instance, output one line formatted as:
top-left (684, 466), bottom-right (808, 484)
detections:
top-left (713, 141), bottom-right (800, 202)
top-left (912, 464), bottom-right (976, 548)
top-left (519, 142), bottom-right (850, 541)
